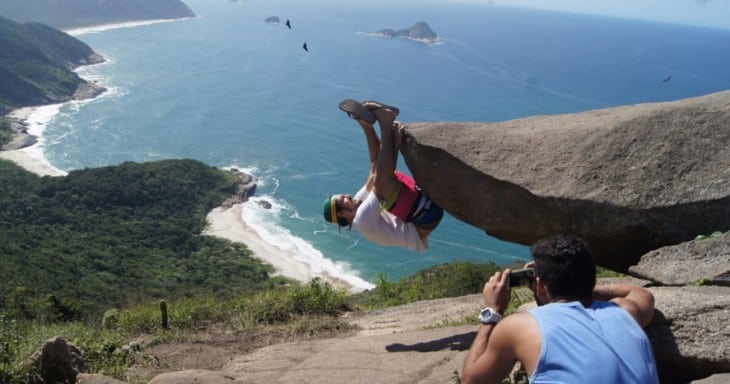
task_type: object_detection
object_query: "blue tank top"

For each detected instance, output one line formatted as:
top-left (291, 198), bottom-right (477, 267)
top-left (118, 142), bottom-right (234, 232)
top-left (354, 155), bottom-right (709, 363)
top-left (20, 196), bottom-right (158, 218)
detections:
top-left (529, 301), bottom-right (659, 384)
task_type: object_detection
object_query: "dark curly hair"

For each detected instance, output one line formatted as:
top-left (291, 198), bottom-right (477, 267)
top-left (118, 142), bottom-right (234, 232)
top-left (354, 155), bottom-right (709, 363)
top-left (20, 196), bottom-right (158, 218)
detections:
top-left (531, 235), bottom-right (596, 301)
top-left (333, 202), bottom-right (349, 228)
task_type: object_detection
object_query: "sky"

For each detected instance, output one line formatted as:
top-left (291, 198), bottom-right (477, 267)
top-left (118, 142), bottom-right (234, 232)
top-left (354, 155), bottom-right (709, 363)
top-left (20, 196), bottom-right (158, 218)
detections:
top-left (457, 0), bottom-right (730, 30)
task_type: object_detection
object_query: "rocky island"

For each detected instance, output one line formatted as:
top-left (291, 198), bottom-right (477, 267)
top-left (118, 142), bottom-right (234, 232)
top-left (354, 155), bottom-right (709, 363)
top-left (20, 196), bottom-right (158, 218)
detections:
top-left (374, 21), bottom-right (442, 44)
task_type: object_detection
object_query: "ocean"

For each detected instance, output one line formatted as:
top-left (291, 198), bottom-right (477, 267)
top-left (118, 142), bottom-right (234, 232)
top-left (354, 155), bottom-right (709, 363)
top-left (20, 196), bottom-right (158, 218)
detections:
top-left (28, 0), bottom-right (730, 290)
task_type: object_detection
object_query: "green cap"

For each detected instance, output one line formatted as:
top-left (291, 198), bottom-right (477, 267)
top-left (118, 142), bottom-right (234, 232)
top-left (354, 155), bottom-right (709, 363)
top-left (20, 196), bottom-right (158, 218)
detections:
top-left (322, 196), bottom-right (337, 223)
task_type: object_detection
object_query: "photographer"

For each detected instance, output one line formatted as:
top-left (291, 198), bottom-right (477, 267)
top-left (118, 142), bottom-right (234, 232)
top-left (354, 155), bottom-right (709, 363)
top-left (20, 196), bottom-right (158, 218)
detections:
top-left (462, 235), bottom-right (659, 384)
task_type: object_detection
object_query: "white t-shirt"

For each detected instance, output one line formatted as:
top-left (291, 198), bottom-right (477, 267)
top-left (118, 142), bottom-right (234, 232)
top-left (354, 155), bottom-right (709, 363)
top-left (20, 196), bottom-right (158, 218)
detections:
top-left (351, 185), bottom-right (427, 252)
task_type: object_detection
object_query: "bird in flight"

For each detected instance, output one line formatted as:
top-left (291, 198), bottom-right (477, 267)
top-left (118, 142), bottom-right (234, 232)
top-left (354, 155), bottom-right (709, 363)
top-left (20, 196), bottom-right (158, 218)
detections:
top-left (661, 76), bottom-right (672, 83)
top-left (286, 19), bottom-right (291, 29)
top-left (302, 42), bottom-right (309, 52)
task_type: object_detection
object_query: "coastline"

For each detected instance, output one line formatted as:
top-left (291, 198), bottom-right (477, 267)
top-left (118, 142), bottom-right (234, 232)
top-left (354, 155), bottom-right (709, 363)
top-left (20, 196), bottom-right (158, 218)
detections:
top-left (0, 104), bottom-right (362, 291)
top-left (1, 15), bottom-right (367, 294)
top-left (0, 106), bottom-right (68, 176)
top-left (0, 105), bottom-right (362, 292)
top-left (204, 205), bottom-right (359, 292)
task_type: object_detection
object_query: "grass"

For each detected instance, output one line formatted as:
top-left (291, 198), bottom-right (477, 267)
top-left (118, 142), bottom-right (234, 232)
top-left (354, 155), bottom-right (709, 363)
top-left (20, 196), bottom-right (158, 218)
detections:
top-left (0, 277), bottom-right (357, 383)
top-left (0, 261), bottom-right (628, 383)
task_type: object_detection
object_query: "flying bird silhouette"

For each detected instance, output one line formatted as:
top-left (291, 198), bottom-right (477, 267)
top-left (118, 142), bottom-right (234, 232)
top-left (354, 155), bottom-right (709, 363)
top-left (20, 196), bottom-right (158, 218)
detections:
top-left (302, 42), bottom-right (308, 52)
top-left (661, 75), bottom-right (672, 83)
top-left (285, 19), bottom-right (291, 29)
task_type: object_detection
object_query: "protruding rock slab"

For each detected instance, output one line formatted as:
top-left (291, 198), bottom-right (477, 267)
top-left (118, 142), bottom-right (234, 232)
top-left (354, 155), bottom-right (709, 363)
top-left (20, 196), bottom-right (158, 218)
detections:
top-left (401, 91), bottom-right (730, 271)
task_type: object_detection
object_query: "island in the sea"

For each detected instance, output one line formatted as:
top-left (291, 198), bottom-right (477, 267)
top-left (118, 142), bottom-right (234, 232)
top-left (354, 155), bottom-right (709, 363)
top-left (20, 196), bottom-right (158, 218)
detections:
top-left (374, 21), bottom-right (442, 44)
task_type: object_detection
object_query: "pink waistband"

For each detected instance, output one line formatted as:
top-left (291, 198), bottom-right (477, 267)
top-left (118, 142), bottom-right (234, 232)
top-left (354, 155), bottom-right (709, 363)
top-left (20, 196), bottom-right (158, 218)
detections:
top-left (389, 171), bottom-right (419, 221)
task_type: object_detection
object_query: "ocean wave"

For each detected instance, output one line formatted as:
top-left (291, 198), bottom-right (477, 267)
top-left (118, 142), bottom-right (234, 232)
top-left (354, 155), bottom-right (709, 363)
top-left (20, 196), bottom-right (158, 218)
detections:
top-left (241, 194), bottom-right (375, 291)
top-left (220, 164), bottom-right (374, 290)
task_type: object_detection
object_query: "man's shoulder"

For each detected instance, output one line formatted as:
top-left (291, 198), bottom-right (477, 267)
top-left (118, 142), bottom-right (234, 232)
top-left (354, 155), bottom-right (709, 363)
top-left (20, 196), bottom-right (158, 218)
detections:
top-left (499, 311), bottom-right (538, 333)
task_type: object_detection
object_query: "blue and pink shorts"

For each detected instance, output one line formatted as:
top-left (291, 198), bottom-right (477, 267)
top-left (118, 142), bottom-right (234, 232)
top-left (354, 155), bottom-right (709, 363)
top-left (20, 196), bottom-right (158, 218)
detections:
top-left (380, 171), bottom-right (444, 230)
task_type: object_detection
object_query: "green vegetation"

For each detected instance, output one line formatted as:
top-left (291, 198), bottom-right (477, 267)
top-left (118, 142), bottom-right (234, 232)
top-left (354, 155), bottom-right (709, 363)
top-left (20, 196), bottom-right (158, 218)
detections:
top-left (0, 279), bottom-right (356, 383)
top-left (0, 158), bottom-right (624, 382)
top-left (695, 231), bottom-right (723, 241)
top-left (0, 160), bottom-right (509, 381)
top-left (0, 158), bottom-right (364, 382)
top-left (0, 15), bottom-right (101, 116)
top-left (354, 261), bottom-right (503, 309)
top-left (0, 159), bottom-right (273, 320)
top-left (0, 117), bottom-right (9, 147)
top-left (596, 267), bottom-right (627, 278)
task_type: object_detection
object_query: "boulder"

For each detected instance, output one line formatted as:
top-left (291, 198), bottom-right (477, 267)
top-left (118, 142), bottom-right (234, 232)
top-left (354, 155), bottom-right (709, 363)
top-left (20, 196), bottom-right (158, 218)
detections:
top-left (25, 336), bottom-right (86, 384)
top-left (220, 168), bottom-right (257, 208)
top-left (646, 286), bottom-right (730, 383)
top-left (401, 90), bottom-right (730, 272)
top-left (630, 231), bottom-right (730, 286)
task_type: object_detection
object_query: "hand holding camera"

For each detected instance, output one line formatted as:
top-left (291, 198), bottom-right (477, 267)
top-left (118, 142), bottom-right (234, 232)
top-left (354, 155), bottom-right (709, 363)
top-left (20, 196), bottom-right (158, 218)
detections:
top-left (508, 268), bottom-right (535, 287)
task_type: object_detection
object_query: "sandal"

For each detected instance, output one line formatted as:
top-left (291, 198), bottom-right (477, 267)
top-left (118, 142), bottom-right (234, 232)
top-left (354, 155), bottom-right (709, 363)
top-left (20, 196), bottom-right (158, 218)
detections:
top-left (363, 100), bottom-right (400, 119)
top-left (338, 99), bottom-right (376, 124)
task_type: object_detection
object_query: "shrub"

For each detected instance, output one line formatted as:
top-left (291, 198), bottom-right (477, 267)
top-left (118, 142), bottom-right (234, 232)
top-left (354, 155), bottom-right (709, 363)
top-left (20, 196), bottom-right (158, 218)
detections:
top-left (357, 261), bottom-right (502, 309)
top-left (236, 278), bottom-right (351, 326)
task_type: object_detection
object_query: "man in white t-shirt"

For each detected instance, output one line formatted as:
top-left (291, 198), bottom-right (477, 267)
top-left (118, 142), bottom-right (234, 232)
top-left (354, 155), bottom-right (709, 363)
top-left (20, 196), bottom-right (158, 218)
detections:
top-left (322, 99), bottom-right (444, 252)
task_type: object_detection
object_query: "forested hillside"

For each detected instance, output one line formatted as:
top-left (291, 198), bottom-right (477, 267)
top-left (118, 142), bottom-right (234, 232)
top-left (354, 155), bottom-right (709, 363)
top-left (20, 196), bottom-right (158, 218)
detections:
top-left (0, 16), bottom-right (103, 117)
top-left (0, 159), bottom-right (274, 321)
top-left (0, 0), bottom-right (195, 29)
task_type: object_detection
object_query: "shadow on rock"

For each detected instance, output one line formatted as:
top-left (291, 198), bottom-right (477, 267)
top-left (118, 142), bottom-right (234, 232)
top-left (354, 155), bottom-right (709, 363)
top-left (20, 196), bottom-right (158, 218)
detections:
top-left (386, 331), bottom-right (477, 352)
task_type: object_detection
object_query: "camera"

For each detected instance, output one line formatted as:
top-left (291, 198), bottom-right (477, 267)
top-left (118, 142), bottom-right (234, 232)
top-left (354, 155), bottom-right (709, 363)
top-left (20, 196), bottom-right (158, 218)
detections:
top-left (508, 268), bottom-right (535, 287)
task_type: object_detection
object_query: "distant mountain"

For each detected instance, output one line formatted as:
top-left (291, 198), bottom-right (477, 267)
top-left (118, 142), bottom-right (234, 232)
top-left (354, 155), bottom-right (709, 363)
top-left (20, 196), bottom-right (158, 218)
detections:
top-left (0, 16), bottom-right (105, 116)
top-left (0, 0), bottom-right (195, 29)
top-left (375, 21), bottom-right (442, 44)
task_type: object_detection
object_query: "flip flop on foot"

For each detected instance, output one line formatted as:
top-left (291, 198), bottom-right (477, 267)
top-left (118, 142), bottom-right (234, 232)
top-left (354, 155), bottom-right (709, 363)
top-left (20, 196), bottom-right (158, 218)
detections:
top-left (338, 99), bottom-right (376, 124)
top-left (363, 100), bottom-right (400, 119)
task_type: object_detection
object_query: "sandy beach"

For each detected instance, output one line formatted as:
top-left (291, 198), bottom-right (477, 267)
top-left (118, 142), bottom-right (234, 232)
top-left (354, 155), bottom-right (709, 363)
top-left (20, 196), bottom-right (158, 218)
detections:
top-left (0, 107), bottom-right (67, 177)
top-left (204, 205), bottom-right (357, 291)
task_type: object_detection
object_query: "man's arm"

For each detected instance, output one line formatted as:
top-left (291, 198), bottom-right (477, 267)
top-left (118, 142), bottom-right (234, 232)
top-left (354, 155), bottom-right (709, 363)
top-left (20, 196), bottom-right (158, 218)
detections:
top-left (462, 270), bottom-right (517, 384)
top-left (593, 283), bottom-right (655, 327)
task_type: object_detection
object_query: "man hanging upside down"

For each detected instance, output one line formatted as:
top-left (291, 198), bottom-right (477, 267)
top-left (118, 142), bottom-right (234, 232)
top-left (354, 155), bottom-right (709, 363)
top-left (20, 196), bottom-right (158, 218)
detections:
top-left (322, 99), bottom-right (444, 252)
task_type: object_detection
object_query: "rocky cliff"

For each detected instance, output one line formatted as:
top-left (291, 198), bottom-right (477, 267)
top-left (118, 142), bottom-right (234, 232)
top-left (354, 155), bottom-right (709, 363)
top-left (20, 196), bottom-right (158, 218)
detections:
top-left (0, 16), bottom-right (106, 118)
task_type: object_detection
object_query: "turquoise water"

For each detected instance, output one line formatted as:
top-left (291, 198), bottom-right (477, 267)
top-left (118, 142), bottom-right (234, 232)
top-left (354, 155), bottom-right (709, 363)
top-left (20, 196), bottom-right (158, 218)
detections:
top-left (40, 0), bottom-right (730, 288)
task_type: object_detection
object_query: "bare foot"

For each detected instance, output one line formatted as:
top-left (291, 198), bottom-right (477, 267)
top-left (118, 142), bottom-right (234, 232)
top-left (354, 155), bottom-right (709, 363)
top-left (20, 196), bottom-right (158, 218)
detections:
top-left (371, 108), bottom-right (396, 132)
top-left (363, 101), bottom-right (399, 121)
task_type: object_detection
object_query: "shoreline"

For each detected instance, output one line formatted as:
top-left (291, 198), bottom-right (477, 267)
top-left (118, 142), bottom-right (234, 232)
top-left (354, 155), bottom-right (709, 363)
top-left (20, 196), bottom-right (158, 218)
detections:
top-left (0, 106), bottom-right (362, 291)
top-left (0, 15), bottom-right (366, 294)
top-left (0, 106), bottom-right (68, 176)
top-left (204, 205), bottom-right (359, 292)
